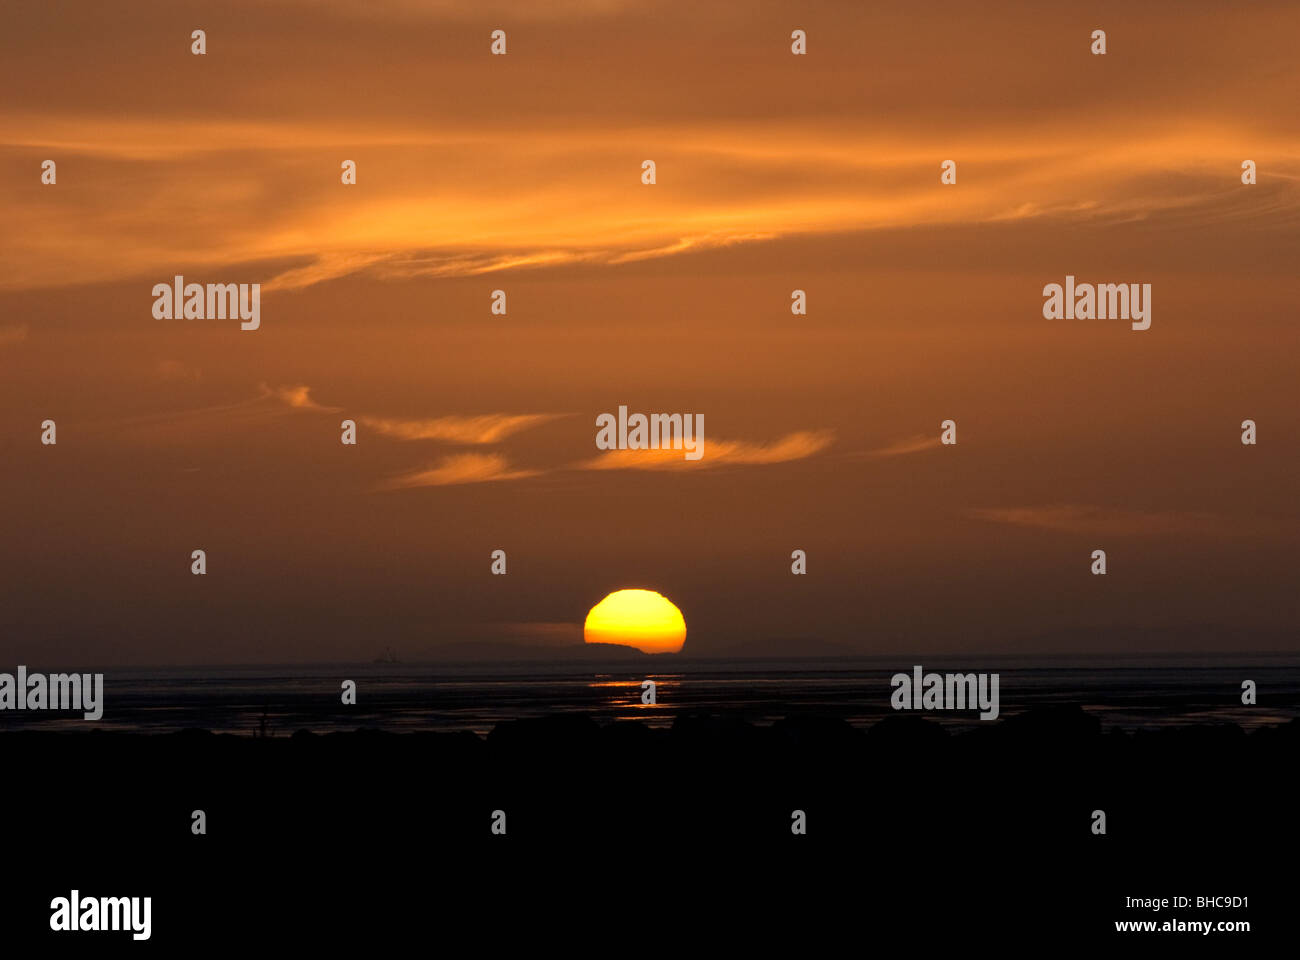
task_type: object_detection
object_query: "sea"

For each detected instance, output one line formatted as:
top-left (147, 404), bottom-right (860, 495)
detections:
top-left (5, 652), bottom-right (1297, 736)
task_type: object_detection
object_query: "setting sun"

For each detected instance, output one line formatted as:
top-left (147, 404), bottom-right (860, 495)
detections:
top-left (584, 589), bottom-right (686, 654)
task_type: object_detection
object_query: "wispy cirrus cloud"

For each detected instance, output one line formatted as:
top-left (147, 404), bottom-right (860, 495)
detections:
top-left (260, 383), bottom-right (341, 412)
top-left (360, 413), bottom-right (562, 444)
top-left (577, 430), bottom-right (834, 471)
top-left (263, 236), bottom-right (781, 291)
top-left (128, 381), bottom-right (832, 487)
top-left (378, 427), bottom-right (835, 488)
top-left (260, 384), bottom-right (557, 445)
top-left (156, 359), bottom-right (202, 383)
top-left (258, 385), bottom-right (560, 487)
top-left (260, 253), bottom-right (394, 293)
top-left (117, 382), bottom-right (552, 462)
top-left (852, 433), bottom-right (943, 459)
top-left (113, 395), bottom-right (283, 443)
top-left (379, 453), bottom-right (539, 489)
top-left (278, 0), bottom-right (636, 23)
top-left (967, 504), bottom-right (1242, 537)
top-left (10, 112), bottom-right (1298, 293)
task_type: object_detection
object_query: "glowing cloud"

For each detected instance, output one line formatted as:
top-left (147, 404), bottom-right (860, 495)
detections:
top-left (578, 430), bottom-right (833, 470)
top-left (360, 413), bottom-right (560, 444)
top-left (379, 453), bottom-right (538, 489)
top-left (260, 383), bottom-right (341, 412)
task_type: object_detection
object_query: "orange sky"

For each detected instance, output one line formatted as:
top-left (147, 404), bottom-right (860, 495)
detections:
top-left (1, 0), bottom-right (1298, 664)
